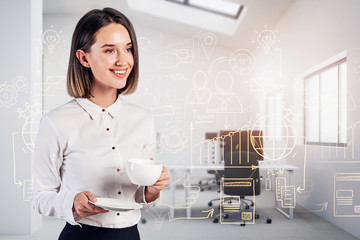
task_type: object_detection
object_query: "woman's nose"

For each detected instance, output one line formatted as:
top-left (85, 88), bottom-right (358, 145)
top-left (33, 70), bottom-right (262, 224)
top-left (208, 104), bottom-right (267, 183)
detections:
top-left (115, 53), bottom-right (126, 66)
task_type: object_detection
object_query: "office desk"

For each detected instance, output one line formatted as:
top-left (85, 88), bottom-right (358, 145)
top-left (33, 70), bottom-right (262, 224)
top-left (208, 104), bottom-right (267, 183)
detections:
top-left (259, 162), bottom-right (298, 220)
top-left (167, 163), bottom-right (298, 220)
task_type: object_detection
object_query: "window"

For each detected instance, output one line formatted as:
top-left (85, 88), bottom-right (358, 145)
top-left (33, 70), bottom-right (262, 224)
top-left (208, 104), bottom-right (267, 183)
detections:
top-left (166, 0), bottom-right (244, 19)
top-left (304, 58), bottom-right (347, 146)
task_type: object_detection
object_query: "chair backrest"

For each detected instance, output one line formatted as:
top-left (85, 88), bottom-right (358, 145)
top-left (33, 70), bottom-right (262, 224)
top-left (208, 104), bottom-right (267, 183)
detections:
top-left (223, 151), bottom-right (261, 196)
top-left (219, 130), bottom-right (264, 161)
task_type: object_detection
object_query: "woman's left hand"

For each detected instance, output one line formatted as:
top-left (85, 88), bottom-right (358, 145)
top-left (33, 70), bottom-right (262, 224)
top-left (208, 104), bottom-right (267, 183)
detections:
top-left (145, 166), bottom-right (169, 202)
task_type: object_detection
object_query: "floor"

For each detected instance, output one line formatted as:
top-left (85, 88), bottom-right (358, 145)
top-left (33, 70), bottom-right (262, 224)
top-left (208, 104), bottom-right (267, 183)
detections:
top-left (0, 185), bottom-right (359, 240)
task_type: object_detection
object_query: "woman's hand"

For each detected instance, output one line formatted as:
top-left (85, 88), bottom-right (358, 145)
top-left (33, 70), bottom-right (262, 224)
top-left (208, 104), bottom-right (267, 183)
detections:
top-left (73, 191), bottom-right (108, 217)
top-left (145, 166), bottom-right (169, 202)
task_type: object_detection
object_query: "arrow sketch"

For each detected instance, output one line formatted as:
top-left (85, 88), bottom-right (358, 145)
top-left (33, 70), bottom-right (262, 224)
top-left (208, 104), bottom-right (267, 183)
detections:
top-left (168, 208), bottom-right (214, 222)
top-left (12, 132), bottom-right (23, 187)
top-left (297, 202), bottom-right (328, 212)
top-left (297, 137), bottom-right (308, 193)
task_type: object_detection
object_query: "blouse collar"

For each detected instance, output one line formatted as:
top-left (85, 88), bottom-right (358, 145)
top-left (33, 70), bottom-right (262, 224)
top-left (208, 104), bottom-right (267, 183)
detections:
top-left (75, 96), bottom-right (123, 120)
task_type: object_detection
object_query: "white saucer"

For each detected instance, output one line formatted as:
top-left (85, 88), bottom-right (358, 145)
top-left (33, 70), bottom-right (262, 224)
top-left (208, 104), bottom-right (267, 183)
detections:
top-left (89, 198), bottom-right (142, 212)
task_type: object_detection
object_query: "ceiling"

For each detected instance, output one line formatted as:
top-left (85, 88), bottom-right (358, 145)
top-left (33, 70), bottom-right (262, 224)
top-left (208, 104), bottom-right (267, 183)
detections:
top-left (43, 0), bottom-right (295, 50)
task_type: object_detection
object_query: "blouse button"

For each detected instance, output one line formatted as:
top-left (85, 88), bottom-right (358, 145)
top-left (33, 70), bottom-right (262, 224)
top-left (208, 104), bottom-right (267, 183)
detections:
top-left (102, 109), bottom-right (105, 112)
top-left (116, 168), bottom-right (120, 172)
top-left (118, 191), bottom-right (121, 195)
top-left (112, 146), bottom-right (115, 150)
top-left (106, 128), bottom-right (110, 131)
top-left (117, 213), bottom-right (120, 216)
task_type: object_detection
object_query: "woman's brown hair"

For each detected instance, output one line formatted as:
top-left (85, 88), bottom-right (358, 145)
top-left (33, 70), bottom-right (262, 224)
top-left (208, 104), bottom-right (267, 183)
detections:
top-left (67, 7), bottom-right (139, 98)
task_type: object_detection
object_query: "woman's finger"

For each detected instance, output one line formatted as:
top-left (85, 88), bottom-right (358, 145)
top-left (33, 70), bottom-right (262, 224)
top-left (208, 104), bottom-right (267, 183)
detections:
top-left (74, 191), bottom-right (108, 217)
top-left (83, 191), bottom-right (97, 203)
top-left (79, 204), bottom-right (107, 217)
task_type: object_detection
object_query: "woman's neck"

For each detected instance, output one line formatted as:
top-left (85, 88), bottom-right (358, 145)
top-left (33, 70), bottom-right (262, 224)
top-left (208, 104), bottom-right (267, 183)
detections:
top-left (88, 89), bottom-right (118, 108)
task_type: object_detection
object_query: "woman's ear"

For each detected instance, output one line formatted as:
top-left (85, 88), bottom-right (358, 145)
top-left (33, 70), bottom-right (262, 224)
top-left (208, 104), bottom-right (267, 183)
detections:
top-left (76, 49), bottom-right (90, 68)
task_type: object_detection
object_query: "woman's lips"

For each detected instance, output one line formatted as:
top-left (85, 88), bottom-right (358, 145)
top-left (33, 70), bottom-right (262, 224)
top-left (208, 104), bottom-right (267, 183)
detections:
top-left (110, 69), bottom-right (127, 78)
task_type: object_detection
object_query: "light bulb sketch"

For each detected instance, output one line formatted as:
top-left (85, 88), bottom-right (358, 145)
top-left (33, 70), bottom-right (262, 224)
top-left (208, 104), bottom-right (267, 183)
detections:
top-left (257, 29), bottom-right (276, 53)
top-left (42, 26), bottom-right (62, 54)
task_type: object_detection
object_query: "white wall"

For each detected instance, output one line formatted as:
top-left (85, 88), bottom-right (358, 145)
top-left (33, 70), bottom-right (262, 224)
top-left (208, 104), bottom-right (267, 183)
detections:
top-left (0, 0), bottom-right (43, 234)
top-left (260, 0), bottom-right (360, 238)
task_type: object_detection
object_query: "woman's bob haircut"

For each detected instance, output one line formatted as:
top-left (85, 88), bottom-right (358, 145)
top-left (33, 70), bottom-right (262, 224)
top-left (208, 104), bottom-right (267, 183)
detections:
top-left (67, 7), bottom-right (139, 98)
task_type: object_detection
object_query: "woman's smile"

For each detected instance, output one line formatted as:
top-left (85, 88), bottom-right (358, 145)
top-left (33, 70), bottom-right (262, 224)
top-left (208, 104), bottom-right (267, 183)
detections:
top-left (110, 68), bottom-right (128, 78)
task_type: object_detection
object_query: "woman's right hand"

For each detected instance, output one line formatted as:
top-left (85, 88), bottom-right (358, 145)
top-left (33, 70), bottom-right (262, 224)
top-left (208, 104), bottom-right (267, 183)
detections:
top-left (73, 191), bottom-right (108, 217)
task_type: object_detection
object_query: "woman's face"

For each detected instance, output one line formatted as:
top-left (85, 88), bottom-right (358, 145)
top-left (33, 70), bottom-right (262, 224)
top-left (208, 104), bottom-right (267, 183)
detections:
top-left (84, 23), bottom-right (134, 93)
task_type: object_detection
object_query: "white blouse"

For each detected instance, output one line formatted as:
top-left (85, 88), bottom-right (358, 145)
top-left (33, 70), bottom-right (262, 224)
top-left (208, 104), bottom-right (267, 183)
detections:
top-left (31, 97), bottom-right (158, 228)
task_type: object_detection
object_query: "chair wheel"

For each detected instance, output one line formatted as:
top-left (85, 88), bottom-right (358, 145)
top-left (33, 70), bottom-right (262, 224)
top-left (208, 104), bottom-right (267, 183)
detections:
top-left (213, 218), bottom-right (219, 223)
top-left (141, 218), bottom-right (147, 224)
top-left (223, 214), bottom-right (229, 219)
top-left (228, 200), bottom-right (232, 204)
top-left (208, 202), bottom-right (213, 207)
top-left (251, 203), bottom-right (254, 206)
top-left (266, 218), bottom-right (272, 224)
top-left (208, 186), bottom-right (211, 190)
top-left (201, 188), bottom-right (204, 192)
top-left (245, 205), bottom-right (250, 210)
top-left (241, 222), bottom-right (246, 226)
top-left (255, 214), bottom-right (259, 219)
top-left (199, 181), bottom-right (202, 184)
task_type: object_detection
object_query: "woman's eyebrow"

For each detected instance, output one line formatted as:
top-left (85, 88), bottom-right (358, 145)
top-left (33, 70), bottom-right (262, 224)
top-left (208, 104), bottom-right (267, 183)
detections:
top-left (101, 44), bottom-right (116, 48)
top-left (101, 42), bottom-right (132, 48)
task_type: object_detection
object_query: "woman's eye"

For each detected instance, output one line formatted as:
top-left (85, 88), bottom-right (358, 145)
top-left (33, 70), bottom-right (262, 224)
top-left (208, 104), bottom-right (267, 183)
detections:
top-left (105, 49), bottom-right (115, 53)
top-left (125, 47), bottom-right (133, 53)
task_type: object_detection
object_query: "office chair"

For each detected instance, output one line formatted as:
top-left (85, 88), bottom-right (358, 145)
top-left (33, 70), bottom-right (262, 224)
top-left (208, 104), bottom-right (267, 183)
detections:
top-left (208, 130), bottom-right (264, 205)
top-left (208, 130), bottom-right (263, 207)
top-left (213, 151), bottom-right (272, 225)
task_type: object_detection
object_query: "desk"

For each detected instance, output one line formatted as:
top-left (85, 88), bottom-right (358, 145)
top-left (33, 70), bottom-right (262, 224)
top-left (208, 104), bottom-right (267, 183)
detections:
top-left (167, 163), bottom-right (298, 220)
top-left (259, 162), bottom-right (298, 220)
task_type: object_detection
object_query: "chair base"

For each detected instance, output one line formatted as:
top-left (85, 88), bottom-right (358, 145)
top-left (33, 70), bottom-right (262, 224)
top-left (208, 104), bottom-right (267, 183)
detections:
top-left (212, 198), bottom-right (272, 225)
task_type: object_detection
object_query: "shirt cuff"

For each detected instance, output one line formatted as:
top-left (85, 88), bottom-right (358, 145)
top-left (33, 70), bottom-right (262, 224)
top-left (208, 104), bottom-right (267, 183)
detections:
top-left (63, 190), bottom-right (82, 226)
top-left (136, 186), bottom-right (159, 209)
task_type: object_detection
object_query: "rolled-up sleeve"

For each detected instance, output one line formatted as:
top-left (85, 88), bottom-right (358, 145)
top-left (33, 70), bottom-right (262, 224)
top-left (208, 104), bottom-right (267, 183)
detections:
top-left (31, 115), bottom-right (79, 225)
top-left (134, 186), bottom-right (159, 209)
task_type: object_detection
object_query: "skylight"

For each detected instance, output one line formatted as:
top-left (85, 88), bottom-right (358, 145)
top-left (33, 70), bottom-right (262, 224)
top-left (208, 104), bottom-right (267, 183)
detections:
top-left (166, 0), bottom-right (244, 19)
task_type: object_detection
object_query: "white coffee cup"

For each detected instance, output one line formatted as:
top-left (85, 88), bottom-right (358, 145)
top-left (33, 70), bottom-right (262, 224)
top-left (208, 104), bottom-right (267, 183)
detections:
top-left (126, 158), bottom-right (163, 186)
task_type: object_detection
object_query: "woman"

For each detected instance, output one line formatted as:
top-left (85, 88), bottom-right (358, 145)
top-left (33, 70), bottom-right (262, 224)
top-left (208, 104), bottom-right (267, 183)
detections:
top-left (31, 8), bottom-right (169, 240)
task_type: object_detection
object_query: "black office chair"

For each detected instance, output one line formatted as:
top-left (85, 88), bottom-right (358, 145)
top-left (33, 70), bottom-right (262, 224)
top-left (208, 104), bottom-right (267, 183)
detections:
top-left (209, 130), bottom-right (264, 206)
top-left (208, 130), bottom-right (261, 207)
top-left (213, 151), bottom-right (271, 225)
